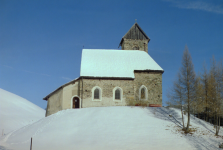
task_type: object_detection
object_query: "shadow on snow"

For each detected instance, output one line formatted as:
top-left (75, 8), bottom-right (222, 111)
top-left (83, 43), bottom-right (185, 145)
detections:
top-left (146, 107), bottom-right (219, 150)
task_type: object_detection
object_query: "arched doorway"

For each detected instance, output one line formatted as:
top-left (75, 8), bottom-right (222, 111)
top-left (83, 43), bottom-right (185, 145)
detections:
top-left (72, 97), bottom-right (80, 108)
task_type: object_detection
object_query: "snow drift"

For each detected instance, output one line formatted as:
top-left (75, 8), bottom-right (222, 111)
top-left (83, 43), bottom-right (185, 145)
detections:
top-left (0, 88), bottom-right (45, 134)
top-left (1, 106), bottom-right (222, 150)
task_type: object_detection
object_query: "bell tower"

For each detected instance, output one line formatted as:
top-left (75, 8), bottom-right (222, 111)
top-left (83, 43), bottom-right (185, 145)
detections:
top-left (119, 23), bottom-right (150, 53)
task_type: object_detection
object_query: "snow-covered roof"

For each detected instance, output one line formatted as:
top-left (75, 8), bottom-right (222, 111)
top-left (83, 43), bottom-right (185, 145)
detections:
top-left (80, 49), bottom-right (163, 78)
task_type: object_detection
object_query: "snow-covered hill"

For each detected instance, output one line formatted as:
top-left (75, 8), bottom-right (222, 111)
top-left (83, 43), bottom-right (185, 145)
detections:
top-left (0, 88), bottom-right (45, 135)
top-left (0, 106), bottom-right (222, 150)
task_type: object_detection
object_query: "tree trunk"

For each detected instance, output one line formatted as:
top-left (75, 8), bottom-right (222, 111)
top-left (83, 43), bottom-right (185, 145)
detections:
top-left (186, 77), bottom-right (190, 133)
top-left (216, 116), bottom-right (220, 136)
top-left (181, 106), bottom-right (185, 129)
top-left (186, 103), bottom-right (190, 132)
top-left (206, 108), bottom-right (209, 122)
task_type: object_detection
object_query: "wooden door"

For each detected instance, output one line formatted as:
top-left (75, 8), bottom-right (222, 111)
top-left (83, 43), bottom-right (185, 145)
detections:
top-left (73, 97), bottom-right (79, 108)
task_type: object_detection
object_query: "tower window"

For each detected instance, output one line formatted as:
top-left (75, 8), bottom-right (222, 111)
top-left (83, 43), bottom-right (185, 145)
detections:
top-left (133, 46), bottom-right (139, 50)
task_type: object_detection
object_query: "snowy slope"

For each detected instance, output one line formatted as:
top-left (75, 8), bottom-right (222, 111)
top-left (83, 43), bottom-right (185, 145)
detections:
top-left (1, 106), bottom-right (222, 150)
top-left (0, 88), bottom-right (45, 134)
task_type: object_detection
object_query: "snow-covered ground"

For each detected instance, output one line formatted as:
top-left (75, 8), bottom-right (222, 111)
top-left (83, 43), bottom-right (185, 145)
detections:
top-left (0, 88), bottom-right (45, 135)
top-left (1, 106), bottom-right (222, 150)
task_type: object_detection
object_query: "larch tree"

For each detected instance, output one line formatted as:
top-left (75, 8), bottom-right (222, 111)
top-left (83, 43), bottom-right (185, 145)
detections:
top-left (179, 45), bottom-right (196, 133)
top-left (208, 57), bottom-right (223, 136)
top-left (167, 45), bottom-right (196, 133)
top-left (201, 64), bottom-right (209, 121)
top-left (193, 75), bottom-right (205, 118)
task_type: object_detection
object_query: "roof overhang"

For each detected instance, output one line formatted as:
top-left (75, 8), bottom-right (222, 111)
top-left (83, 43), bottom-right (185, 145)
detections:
top-left (43, 77), bottom-right (80, 100)
top-left (134, 70), bottom-right (164, 74)
top-left (80, 76), bottom-right (134, 80)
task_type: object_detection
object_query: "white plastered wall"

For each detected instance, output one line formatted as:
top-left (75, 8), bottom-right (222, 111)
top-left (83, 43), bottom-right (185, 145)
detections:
top-left (46, 88), bottom-right (63, 116)
top-left (62, 82), bottom-right (79, 110)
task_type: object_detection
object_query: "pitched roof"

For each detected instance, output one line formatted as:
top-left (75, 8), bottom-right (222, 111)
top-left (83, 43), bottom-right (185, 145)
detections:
top-left (119, 23), bottom-right (150, 46)
top-left (80, 49), bottom-right (163, 78)
top-left (43, 77), bottom-right (80, 100)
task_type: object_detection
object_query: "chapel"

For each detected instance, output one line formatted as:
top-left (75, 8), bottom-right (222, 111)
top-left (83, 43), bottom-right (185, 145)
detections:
top-left (43, 23), bottom-right (164, 117)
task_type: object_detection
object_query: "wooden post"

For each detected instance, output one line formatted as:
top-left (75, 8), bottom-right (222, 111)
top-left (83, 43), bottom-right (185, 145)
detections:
top-left (30, 137), bottom-right (32, 150)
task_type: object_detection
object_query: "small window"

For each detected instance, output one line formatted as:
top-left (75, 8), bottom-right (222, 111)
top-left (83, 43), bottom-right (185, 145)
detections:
top-left (92, 86), bottom-right (102, 101)
top-left (113, 87), bottom-right (123, 102)
top-left (139, 85), bottom-right (148, 100)
top-left (141, 88), bottom-right (145, 99)
top-left (94, 88), bottom-right (100, 99)
top-left (115, 89), bottom-right (121, 100)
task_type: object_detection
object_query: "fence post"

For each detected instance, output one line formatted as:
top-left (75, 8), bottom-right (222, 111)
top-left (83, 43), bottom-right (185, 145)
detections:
top-left (30, 137), bottom-right (32, 150)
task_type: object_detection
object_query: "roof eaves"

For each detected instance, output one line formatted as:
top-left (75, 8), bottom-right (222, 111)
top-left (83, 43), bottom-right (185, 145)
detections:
top-left (134, 69), bottom-right (164, 74)
top-left (80, 76), bottom-right (134, 80)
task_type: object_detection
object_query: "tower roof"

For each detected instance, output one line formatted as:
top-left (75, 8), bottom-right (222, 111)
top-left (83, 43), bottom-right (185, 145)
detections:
top-left (119, 23), bottom-right (150, 47)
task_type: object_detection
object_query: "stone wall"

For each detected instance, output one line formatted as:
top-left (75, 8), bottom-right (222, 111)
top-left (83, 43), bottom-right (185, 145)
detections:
top-left (45, 71), bottom-right (162, 116)
top-left (121, 39), bottom-right (149, 53)
top-left (134, 72), bottom-right (162, 106)
top-left (81, 79), bottom-right (134, 108)
top-left (81, 72), bottom-right (162, 107)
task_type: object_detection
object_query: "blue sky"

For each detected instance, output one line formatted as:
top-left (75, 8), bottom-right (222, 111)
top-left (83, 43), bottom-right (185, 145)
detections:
top-left (1, 0), bottom-right (223, 109)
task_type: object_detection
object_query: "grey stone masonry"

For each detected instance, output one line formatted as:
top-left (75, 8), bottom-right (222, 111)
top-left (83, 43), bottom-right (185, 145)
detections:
top-left (81, 79), bottom-right (134, 108)
top-left (134, 72), bottom-right (162, 105)
top-left (121, 39), bottom-right (149, 53)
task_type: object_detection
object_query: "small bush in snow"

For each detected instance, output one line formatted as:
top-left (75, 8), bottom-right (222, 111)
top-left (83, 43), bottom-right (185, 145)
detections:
top-left (126, 96), bottom-right (148, 107)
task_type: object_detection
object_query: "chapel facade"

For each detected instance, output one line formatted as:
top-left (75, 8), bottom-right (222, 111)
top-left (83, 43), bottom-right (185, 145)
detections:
top-left (43, 23), bottom-right (164, 117)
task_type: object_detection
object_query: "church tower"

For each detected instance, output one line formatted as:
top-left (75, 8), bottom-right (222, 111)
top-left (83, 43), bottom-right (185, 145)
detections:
top-left (119, 23), bottom-right (150, 53)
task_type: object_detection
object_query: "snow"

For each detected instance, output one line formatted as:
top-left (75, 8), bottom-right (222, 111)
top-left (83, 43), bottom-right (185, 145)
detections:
top-left (0, 88), bottom-right (45, 135)
top-left (80, 49), bottom-right (163, 78)
top-left (1, 106), bottom-right (222, 150)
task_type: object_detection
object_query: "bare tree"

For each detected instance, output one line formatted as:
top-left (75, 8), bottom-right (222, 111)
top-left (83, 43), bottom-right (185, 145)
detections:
top-left (179, 45), bottom-right (196, 133)
top-left (201, 64), bottom-right (210, 121)
top-left (167, 45), bottom-right (196, 133)
top-left (208, 57), bottom-right (223, 135)
top-left (193, 75), bottom-right (206, 118)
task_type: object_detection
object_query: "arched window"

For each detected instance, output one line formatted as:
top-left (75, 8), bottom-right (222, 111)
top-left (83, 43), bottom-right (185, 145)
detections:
top-left (141, 88), bottom-right (145, 99)
top-left (92, 86), bottom-right (102, 101)
top-left (115, 89), bottom-right (121, 100)
top-left (113, 87), bottom-right (123, 102)
top-left (139, 85), bottom-right (148, 100)
top-left (94, 88), bottom-right (100, 99)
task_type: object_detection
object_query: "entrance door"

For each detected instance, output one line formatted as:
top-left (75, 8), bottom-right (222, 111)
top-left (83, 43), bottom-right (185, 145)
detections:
top-left (73, 97), bottom-right (80, 108)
